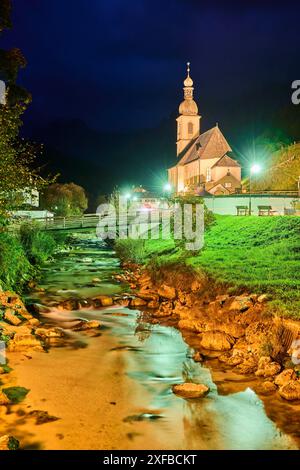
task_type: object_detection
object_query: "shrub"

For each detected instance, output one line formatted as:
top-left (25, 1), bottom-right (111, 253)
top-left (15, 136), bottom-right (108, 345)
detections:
top-left (19, 221), bottom-right (56, 265)
top-left (0, 232), bottom-right (32, 291)
top-left (114, 239), bottom-right (146, 264)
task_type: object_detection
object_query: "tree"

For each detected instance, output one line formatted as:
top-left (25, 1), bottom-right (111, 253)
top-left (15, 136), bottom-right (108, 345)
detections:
top-left (0, 0), bottom-right (52, 218)
top-left (41, 183), bottom-right (88, 216)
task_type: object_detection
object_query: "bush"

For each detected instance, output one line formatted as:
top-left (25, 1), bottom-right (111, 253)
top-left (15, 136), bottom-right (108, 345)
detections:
top-left (0, 232), bottom-right (32, 291)
top-left (19, 221), bottom-right (56, 265)
top-left (114, 239), bottom-right (146, 264)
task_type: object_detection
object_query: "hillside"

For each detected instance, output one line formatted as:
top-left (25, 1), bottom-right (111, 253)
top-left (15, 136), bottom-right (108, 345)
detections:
top-left (252, 142), bottom-right (300, 192)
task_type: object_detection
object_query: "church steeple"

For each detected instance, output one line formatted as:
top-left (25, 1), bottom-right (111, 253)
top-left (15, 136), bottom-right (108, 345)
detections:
top-left (176, 62), bottom-right (201, 156)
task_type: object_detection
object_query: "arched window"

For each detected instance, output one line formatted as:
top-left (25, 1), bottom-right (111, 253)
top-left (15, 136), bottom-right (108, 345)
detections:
top-left (188, 122), bottom-right (193, 135)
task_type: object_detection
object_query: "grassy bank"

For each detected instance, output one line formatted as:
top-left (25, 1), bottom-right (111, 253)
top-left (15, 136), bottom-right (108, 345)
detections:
top-left (0, 222), bottom-right (67, 293)
top-left (115, 215), bottom-right (300, 318)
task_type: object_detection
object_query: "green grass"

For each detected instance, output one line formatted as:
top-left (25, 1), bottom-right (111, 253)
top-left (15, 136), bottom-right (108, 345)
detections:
top-left (115, 215), bottom-right (300, 318)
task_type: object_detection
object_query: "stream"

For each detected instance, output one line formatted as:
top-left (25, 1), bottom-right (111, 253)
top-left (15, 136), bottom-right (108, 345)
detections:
top-left (3, 232), bottom-right (300, 450)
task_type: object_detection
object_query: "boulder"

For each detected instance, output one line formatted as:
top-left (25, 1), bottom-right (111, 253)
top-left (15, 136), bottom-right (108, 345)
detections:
top-left (278, 380), bottom-right (300, 401)
top-left (28, 318), bottom-right (40, 326)
top-left (200, 331), bottom-right (235, 351)
top-left (74, 320), bottom-right (101, 331)
top-left (180, 292), bottom-right (193, 307)
top-left (218, 351), bottom-right (244, 366)
top-left (117, 298), bottom-right (130, 307)
top-left (136, 291), bottom-right (159, 302)
top-left (92, 278), bottom-right (101, 283)
top-left (275, 369), bottom-right (297, 387)
top-left (154, 301), bottom-right (173, 317)
top-left (235, 356), bottom-right (258, 374)
top-left (157, 284), bottom-right (176, 300)
top-left (130, 298), bottom-right (147, 307)
top-left (4, 309), bottom-right (22, 326)
top-left (7, 334), bottom-right (44, 352)
top-left (257, 294), bottom-right (269, 303)
top-left (229, 295), bottom-right (253, 312)
top-left (94, 296), bottom-right (113, 307)
top-left (218, 323), bottom-right (245, 338)
top-left (0, 435), bottom-right (19, 450)
top-left (178, 319), bottom-right (204, 333)
top-left (147, 300), bottom-right (160, 309)
top-left (255, 381), bottom-right (277, 395)
top-left (255, 356), bottom-right (281, 377)
top-left (60, 299), bottom-right (80, 311)
top-left (172, 382), bottom-right (209, 399)
top-left (216, 294), bottom-right (230, 304)
top-left (191, 280), bottom-right (202, 292)
top-left (193, 352), bottom-right (204, 362)
top-left (0, 391), bottom-right (10, 405)
top-left (245, 321), bottom-right (270, 345)
top-left (35, 327), bottom-right (64, 338)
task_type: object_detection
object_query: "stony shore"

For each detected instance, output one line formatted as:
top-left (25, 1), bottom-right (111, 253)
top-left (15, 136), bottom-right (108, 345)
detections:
top-left (1, 260), bottom-right (300, 449)
top-left (0, 288), bottom-right (101, 450)
top-left (114, 263), bottom-right (300, 402)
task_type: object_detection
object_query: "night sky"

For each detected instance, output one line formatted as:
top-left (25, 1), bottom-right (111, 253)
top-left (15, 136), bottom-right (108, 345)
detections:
top-left (2, 0), bottom-right (300, 199)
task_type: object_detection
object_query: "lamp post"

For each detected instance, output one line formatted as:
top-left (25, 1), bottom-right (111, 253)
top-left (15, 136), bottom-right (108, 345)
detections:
top-left (163, 182), bottom-right (172, 198)
top-left (249, 164), bottom-right (261, 215)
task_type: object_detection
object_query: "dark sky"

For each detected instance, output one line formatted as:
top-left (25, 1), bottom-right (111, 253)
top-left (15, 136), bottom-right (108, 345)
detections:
top-left (1, 0), bottom-right (300, 197)
top-left (3, 0), bottom-right (300, 131)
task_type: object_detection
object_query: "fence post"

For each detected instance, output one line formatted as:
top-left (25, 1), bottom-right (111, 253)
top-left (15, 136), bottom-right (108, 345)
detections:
top-left (63, 217), bottom-right (66, 229)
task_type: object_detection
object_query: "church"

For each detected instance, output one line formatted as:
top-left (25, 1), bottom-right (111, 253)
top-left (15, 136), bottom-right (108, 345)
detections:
top-left (168, 64), bottom-right (241, 195)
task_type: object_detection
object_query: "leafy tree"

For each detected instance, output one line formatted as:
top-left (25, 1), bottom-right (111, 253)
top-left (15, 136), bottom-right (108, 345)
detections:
top-left (41, 183), bottom-right (88, 216)
top-left (0, 104), bottom-right (50, 214)
top-left (0, 0), bottom-right (52, 218)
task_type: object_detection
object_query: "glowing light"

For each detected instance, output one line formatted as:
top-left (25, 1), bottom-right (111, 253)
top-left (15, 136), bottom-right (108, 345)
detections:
top-left (163, 183), bottom-right (172, 192)
top-left (124, 193), bottom-right (131, 199)
top-left (250, 164), bottom-right (261, 175)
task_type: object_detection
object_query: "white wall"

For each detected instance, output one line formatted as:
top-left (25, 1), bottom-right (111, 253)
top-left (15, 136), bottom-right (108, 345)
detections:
top-left (203, 195), bottom-right (298, 215)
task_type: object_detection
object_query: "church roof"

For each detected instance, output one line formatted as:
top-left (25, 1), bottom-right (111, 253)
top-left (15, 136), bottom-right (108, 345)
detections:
top-left (177, 125), bottom-right (232, 166)
top-left (211, 154), bottom-right (241, 168)
top-left (206, 171), bottom-right (241, 191)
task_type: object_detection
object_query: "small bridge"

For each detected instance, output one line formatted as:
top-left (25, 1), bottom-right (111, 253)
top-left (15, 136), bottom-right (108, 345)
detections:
top-left (9, 214), bottom-right (102, 232)
top-left (8, 213), bottom-right (158, 234)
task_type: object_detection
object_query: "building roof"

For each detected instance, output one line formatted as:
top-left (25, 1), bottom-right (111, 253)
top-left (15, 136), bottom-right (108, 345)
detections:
top-left (206, 171), bottom-right (241, 191)
top-left (196, 187), bottom-right (213, 197)
top-left (177, 125), bottom-right (232, 166)
top-left (211, 154), bottom-right (241, 168)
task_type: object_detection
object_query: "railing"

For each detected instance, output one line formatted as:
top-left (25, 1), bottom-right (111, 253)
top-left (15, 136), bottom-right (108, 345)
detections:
top-left (8, 213), bottom-right (102, 232)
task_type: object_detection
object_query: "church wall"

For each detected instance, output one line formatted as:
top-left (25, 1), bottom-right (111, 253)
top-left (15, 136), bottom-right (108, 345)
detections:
top-left (199, 158), bottom-right (219, 182)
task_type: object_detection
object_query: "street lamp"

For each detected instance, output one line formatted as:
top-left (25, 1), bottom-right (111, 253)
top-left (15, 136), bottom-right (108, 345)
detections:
top-left (163, 182), bottom-right (172, 192)
top-left (249, 164), bottom-right (261, 215)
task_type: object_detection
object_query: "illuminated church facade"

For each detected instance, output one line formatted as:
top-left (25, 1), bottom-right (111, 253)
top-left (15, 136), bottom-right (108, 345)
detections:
top-left (168, 64), bottom-right (241, 195)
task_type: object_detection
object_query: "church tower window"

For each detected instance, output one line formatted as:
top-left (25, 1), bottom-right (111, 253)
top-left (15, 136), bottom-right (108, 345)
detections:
top-left (188, 122), bottom-right (193, 135)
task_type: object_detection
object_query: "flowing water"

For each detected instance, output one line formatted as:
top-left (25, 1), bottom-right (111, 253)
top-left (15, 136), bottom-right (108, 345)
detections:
top-left (3, 232), bottom-right (300, 450)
